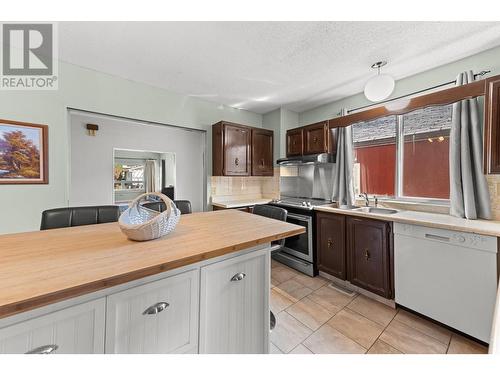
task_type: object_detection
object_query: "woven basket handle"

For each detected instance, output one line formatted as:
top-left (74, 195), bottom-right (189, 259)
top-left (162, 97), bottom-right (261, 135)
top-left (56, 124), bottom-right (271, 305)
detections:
top-left (130, 192), bottom-right (174, 217)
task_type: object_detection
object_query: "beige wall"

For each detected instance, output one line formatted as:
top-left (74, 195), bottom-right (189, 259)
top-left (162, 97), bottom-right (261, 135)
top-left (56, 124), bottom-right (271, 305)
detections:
top-left (0, 61), bottom-right (262, 234)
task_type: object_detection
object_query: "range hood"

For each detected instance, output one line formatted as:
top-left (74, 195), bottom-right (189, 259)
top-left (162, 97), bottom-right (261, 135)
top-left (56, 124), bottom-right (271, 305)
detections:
top-left (277, 152), bottom-right (335, 166)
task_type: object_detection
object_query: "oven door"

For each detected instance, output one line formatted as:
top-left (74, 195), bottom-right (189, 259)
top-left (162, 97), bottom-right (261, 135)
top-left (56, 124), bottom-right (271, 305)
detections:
top-left (282, 213), bottom-right (313, 262)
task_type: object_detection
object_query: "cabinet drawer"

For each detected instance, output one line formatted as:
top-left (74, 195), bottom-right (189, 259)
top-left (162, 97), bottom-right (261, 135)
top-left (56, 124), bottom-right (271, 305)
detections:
top-left (0, 299), bottom-right (105, 354)
top-left (199, 249), bottom-right (269, 354)
top-left (105, 269), bottom-right (199, 354)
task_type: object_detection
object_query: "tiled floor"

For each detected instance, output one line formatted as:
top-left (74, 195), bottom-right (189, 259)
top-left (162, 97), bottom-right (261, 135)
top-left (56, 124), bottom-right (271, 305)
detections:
top-left (270, 260), bottom-right (489, 355)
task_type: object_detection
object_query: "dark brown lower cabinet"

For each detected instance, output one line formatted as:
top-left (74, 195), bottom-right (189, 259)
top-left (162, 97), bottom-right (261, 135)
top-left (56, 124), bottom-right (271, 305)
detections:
top-left (346, 216), bottom-right (393, 298)
top-left (316, 212), bottom-right (346, 280)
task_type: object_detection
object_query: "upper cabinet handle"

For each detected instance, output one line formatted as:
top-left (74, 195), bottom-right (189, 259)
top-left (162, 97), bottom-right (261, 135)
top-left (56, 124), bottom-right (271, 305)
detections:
top-left (261, 159), bottom-right (265, 166)
top-left (26, 344), bottom-right (59, 354)
top-left (235, 157), bottom-right (239, 166)
top-left (327, 238), bottom-right (333, 248)
top-left (142, 301), bottom-right (170, 315)
top-left (313, 136), bottom-right (318, 143)
top-left (230, 272), bottom-right (246, 282)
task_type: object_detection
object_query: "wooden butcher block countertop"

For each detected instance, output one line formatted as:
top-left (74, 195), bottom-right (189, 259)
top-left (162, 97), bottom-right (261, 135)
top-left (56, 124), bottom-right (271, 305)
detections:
top-left (0, 210), bottom-right (304, 319)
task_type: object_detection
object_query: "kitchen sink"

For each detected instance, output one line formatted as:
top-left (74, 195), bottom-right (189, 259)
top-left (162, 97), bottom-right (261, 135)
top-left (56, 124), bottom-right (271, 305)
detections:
top-left (353, 207), bottom-right (398, 215)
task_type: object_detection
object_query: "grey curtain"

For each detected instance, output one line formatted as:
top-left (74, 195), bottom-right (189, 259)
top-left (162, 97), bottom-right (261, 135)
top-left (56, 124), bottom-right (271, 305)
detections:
top-left (144, 160), bottom-right (157, 193)
top-left (332, 109), bottom-right (355, 207)
top-left (449, 71), bottom-right (491, 219)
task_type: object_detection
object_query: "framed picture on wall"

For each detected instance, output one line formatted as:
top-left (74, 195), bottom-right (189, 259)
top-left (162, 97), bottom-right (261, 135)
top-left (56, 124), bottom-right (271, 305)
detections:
top-left (0, 119), bottom-right (48, 184)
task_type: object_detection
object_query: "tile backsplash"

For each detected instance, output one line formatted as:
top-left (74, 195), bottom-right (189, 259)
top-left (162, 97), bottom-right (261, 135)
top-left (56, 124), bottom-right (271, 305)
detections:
top-left (210, 168), bottom-right (280, 203)
top-left (487, 174), bottom-right (500, 220)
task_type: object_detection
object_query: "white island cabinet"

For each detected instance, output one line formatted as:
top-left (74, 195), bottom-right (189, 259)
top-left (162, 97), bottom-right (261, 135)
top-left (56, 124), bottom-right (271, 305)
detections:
top-left (0, 245), bottom-right (271, 354)
top-left (105, 269), bottom-right (199, 354)
top-left (199, 249), bottom-right (269, 354)
top-left (0, 299), bottom-right (105, 354)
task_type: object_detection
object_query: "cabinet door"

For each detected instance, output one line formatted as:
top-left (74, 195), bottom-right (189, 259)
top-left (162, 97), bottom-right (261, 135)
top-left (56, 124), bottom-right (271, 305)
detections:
top-left (0, 299), bottom-right (105, 354)
top-left (252, 128), bottom-right (274, 176)
top-left (105, 270), bottom-right (199, 354)
top-left (199, 250), bottom-right (269, 354)
top-left (485, 77), bottom-right (500, 174)
top-left (347, 217), bottom-right (392, 298)
top-left (304, 122), bottom-right (328, 154)
top-left (316, 212), bottom-right (346, 280)
top-left (286, 128), bottom-right (303, 156)
top-left (224, 124), bottom-right (251, 176)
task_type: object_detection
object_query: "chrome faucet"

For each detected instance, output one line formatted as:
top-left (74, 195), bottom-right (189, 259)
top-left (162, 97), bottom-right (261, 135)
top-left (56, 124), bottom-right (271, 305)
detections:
top-left (360, 192), bottom-right (369, 207)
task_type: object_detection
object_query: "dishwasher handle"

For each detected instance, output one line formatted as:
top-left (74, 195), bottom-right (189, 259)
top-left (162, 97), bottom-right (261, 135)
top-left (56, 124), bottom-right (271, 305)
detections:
top-left (424, 233), bottom-right (450, 242)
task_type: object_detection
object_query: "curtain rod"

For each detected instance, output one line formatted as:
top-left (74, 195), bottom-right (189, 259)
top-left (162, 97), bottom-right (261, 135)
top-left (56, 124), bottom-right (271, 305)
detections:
top-left (344, 70), bottom-right (491, 115)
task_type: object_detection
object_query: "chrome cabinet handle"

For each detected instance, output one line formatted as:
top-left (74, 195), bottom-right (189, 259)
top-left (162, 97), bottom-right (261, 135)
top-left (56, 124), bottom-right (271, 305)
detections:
top-left (26, 344), bottom-right (59, 354)
top-left (142, 301), bottom-right (170, 315)
top-left (230, 272), bottom-right (246, 282)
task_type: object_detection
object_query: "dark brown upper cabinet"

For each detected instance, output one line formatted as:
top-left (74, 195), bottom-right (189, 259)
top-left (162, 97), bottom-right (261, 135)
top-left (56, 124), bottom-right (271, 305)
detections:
top-left (327, 122), bottom-right (339, 154)
top-left (316, 212), bottom-right (346, 280)
top-left (346, 216), bottom-right (393, 299)
top-left (251, 128), bottom-right (274, 176)
top-left (286, 128), bottom-right (303, 157)
top-left (485, 76), bottom-right (500, 174)
top-left (212, 121), bottom-right (274, 176)
top-left (303, 121), bottom-right (328, 155)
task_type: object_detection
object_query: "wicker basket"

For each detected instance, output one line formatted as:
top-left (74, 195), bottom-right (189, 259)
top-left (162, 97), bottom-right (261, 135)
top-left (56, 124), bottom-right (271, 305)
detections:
top-left (119, 192), bottom-right (181, 241)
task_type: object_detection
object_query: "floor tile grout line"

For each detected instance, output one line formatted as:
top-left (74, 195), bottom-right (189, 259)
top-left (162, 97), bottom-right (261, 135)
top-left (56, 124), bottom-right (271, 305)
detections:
top-left (391, 313), bottom-right (451, 352)
top-left (365, 307), bottom-right (401, 354)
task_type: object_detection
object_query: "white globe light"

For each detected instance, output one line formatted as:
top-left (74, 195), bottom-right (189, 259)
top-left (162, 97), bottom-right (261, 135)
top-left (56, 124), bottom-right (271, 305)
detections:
top-left (364, 73), bottom-right (395, 102)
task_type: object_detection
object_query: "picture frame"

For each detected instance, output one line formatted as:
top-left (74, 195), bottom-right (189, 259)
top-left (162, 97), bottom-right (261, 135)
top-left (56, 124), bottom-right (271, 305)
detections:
top-left (0, 119), bottom-right (48, 184)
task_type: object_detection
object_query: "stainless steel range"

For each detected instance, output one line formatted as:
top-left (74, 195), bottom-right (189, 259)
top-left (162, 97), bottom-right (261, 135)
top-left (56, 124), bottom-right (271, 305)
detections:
top-left (269, 196), bottom-right (333, 276)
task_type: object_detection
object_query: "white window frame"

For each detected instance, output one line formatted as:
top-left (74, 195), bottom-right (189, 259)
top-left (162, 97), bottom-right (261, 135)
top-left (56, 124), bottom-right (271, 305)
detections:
top-left (355, 114), bottom-right (450, 206)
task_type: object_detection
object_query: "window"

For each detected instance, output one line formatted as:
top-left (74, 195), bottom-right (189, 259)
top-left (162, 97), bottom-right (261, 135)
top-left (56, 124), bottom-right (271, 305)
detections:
top-left (352, 104), bottom-right (452, 202)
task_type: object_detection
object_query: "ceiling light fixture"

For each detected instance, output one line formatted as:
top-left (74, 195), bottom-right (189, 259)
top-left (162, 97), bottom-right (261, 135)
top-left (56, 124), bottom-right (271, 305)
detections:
top-left (364, 61), bottom-right (395, 102)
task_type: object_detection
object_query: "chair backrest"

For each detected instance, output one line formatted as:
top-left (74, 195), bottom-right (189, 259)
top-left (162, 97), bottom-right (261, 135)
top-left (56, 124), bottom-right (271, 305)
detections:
top-left (253, 204), bottom-right (288, 222)
top-left (40, 205), bottom-right (121, 230)
top-left (142, 200), bottom-right (192, 215)
top-left (252, 204), bottom-right (288, 251)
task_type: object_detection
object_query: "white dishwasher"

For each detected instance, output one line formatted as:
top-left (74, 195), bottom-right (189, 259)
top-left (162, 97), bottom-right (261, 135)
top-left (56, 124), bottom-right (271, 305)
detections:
top-left (394, 222), bottom-right (497, 343)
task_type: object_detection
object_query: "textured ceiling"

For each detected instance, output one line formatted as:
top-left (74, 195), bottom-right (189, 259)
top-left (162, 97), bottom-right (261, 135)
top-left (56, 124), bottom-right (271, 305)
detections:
top-left (59, 22), bottom-right (500, 114)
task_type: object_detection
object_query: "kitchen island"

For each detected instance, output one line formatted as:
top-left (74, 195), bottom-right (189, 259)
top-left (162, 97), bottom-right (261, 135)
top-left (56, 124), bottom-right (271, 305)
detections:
top-left (0, 210), bottom-right (304, 354)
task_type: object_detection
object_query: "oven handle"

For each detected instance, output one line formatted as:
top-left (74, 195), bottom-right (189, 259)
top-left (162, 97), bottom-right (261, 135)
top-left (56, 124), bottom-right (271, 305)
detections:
top-left (287, 213), bottom-right (312, 222)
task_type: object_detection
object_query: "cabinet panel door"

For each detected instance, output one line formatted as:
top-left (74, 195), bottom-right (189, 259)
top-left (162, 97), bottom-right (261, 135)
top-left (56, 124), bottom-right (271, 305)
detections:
top-left (199, 250), bottom-right (269, 354)
top-left (0, 299), bottom-right (105, 354)
top-left (105, 270), bottom-right (199, 354)
top-left (347, 217), bottom-right (391, 298)
top-left (485, 77), bottom-right (500, 174)
top-left (316, 212), bottom-right (346, 279)
top-left (304, 122), bottom-right (328, 154)
top-left (286, 129), bottom-right (303, 156)
top-left (224, 124), bottom-right (251, 176)
top-left (252, 129), bottom-right (274, 176)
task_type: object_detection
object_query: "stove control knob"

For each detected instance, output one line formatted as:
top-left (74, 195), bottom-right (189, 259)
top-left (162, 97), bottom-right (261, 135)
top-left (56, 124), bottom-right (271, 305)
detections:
top-left (301, 202), bottom-right (307, 206)
top-left (307, 202), bottom-right (312, 207)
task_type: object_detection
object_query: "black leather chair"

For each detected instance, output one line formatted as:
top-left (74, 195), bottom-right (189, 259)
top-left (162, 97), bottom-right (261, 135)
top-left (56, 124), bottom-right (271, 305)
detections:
top-left (252, 204), bottom-right (288, 252)
top-left (40, 205), bottom-right (121, 230)
top-left (141, 200), bottom-right (192, 215)
top-left (253, 204), bottom-right (288, 332)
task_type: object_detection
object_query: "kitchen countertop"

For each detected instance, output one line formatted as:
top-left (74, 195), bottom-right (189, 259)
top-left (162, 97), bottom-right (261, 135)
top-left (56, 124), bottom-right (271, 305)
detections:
top-left (211, 198), bottom-right (272, 209)
top-left (0, 210), bottom-right (303, 319)
top-left (315, 205), bottom-right (500, 237)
